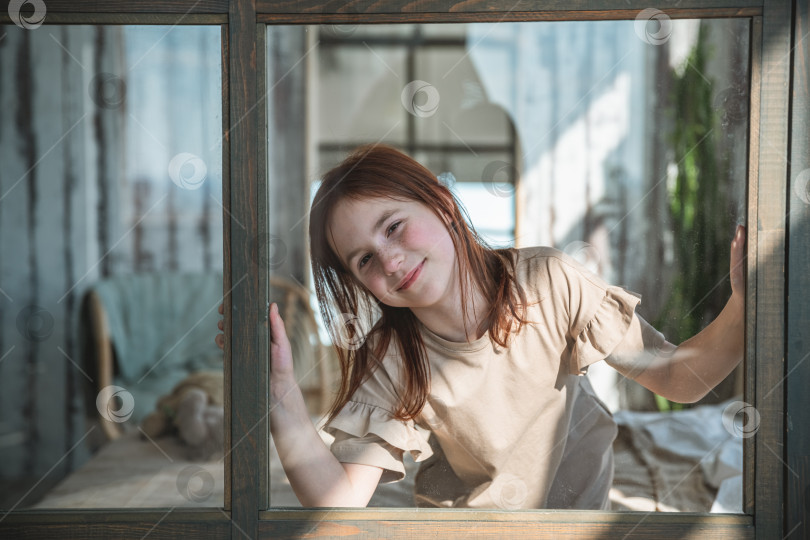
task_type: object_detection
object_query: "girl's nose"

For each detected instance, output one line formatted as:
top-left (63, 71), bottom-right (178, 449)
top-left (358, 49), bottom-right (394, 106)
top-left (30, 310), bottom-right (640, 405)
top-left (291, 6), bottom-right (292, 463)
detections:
top-left (381, 251), bottom-right (403, 275)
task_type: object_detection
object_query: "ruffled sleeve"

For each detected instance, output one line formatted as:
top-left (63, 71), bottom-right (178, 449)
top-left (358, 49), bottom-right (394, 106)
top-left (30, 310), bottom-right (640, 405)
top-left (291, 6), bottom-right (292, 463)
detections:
top-left (324, 400), bottom-right (434, 483)
top-left (522, 247), bottom-right (650, 376)
top-left (569, 285), bottom-right (642, 375)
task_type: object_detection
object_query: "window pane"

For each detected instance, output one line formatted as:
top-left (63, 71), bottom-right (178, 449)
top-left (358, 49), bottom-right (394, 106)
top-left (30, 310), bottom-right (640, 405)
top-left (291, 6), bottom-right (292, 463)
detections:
top-left (0, 24), bottom-right (224, 510)
top-left (264, 18), bottom-right (749, 512)
top-left (318, 45), bottom-right (408, 146)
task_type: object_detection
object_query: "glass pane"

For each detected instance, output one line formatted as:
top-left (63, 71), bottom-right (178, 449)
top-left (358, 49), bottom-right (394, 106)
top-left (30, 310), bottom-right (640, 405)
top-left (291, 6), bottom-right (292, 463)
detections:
top-left (318, 46), bottom-right (408, 146)
top-left (412, 47), bottom-right (513, 145)
top-left (264, 18), bottom-right (750, 512)
top-left (0, 24), bottom-right (224, 510)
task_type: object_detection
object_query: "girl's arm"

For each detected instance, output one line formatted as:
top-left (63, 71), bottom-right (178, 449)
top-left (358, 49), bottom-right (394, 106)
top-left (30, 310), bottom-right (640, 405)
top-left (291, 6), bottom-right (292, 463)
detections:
top-left (268, 302), bottom-right (383, 506)
top-left (609, 225), bottom-right (746, 404)
top-left (217, 303), bottom-right (383, 506)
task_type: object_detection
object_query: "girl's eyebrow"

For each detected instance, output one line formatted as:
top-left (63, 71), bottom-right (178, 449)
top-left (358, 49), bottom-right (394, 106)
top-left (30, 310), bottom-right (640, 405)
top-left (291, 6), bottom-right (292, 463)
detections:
top-left (345, 208), bottom-right (397, 266)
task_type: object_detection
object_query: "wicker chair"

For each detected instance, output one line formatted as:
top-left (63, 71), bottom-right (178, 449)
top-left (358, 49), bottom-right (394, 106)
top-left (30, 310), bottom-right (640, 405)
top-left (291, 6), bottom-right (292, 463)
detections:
top-left (269, 275), bottom-right (337, 416)
top-left (86, 273), bottom-right (336, 440)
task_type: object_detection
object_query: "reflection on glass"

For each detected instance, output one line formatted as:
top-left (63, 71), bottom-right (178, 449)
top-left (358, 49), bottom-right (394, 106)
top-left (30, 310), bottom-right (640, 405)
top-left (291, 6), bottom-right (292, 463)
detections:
top-left (266, 18), bottom-right (749, 511)
top-left (0, 25), bottom-right (224, 509)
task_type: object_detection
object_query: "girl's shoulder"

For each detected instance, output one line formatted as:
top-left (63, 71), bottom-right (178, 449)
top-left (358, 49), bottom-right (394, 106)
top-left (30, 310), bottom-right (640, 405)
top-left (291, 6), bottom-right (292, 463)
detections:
top-left (514, 245), bottom-right (587, 268)
top-left (513, 245), bottom-right (611, 298)
top-left (514, 244), bottom-right (591, 278)
top-left (514, 245), bottom-right (565, 265)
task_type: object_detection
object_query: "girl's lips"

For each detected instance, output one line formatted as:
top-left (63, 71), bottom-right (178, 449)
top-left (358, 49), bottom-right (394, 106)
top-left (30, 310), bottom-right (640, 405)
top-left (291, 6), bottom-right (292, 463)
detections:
top-left (397, 259), bottom-right (425, 291)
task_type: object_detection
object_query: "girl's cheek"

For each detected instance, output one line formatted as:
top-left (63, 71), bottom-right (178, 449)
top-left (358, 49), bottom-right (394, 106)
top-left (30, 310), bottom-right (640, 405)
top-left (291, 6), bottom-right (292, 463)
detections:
top-left (399, 222), bottom-right (421, 247)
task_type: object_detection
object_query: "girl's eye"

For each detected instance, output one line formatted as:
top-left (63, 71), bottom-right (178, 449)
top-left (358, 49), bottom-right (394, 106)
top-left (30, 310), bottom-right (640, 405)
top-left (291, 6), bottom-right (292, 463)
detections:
top-left (358, 221), bottom-right (400, 270)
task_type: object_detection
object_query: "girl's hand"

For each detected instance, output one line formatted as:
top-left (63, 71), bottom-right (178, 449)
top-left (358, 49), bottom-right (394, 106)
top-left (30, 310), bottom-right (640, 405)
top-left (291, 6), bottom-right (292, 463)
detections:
top-left (730, 224), bottom-right (746, 305)
top-left (268, 302), bottom-right (296, 382)
top-left (216, 302), bottom-right (296, 383)
top-left (215, 302), bottom-right (225, 350)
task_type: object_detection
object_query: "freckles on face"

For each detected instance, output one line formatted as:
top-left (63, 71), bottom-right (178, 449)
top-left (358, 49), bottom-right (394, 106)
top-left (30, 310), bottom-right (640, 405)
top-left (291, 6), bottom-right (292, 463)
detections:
top-left (326, 196), bottom-right (457, 308)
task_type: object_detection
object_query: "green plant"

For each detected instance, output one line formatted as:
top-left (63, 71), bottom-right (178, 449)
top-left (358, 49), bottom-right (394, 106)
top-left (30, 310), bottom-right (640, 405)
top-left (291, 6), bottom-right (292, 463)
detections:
top-left (653, 24), bottom-right (734, 411)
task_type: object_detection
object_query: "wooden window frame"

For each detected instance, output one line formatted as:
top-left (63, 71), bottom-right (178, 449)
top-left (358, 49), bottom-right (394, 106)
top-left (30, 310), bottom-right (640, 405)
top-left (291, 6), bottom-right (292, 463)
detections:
top-left (1, 1), bottom-right (805, 538)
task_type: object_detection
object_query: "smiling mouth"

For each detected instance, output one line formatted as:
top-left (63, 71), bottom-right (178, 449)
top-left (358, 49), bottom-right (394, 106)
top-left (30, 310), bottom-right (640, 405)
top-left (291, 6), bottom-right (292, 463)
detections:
top-left (397, 259), bottom-right (425, 291)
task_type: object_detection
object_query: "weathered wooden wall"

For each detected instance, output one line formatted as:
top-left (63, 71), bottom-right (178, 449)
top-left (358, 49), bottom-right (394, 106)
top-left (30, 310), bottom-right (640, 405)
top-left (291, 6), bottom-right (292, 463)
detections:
top-left (0, 25), bottom-right (123, 484)
top-left (0, 24), bottom-right (223, 490)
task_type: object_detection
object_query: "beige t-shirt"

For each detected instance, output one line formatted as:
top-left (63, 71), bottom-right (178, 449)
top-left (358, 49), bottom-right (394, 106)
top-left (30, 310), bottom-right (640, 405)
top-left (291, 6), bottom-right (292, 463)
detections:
top-left (324, 246), bottom-right (665, 509)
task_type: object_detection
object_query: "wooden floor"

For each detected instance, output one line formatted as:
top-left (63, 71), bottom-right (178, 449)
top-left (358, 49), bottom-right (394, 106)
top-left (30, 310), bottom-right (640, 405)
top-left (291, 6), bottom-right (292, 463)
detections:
top-left (23, 410), bottom-right (731, 511)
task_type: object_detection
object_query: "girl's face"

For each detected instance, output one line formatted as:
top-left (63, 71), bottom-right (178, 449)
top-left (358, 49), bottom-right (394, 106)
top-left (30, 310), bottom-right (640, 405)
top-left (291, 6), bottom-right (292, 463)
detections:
top-left (327, 196), bottom-right (457, 309)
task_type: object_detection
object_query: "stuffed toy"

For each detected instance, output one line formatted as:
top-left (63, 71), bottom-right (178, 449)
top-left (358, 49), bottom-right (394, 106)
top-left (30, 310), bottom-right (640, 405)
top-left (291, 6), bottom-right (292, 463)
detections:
top-left (140, 371), bottom-right (224, 460)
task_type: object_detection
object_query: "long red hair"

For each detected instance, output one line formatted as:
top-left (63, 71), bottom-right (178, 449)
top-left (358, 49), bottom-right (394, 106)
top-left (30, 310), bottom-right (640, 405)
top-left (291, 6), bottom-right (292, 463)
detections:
top-left (309, 144), bottom-right (528, 423)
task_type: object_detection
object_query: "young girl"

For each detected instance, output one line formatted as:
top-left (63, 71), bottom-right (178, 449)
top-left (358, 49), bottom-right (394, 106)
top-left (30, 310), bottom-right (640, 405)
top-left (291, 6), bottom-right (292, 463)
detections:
top-left (216, 144), bottom-right (746, 510)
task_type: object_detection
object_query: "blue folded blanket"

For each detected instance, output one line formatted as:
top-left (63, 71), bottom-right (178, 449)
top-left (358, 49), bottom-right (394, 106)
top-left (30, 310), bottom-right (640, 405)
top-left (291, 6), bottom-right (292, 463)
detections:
top-left (90, 271), bottom-right (224, 423)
